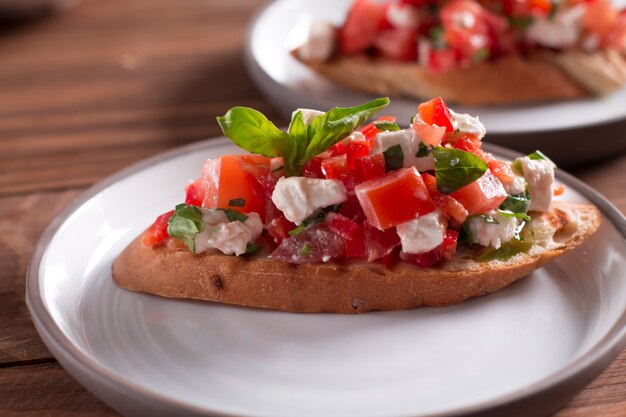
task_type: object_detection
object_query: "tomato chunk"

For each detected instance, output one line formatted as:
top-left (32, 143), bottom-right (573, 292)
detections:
top-left (266, 215), bottom-right (296, 245)
top-left (418, 97), bottom-right (455, 132)
top-left (355, 167), bottom-right (435, 230)
top-left (363, 221), bottom-right (401, 262)
top-left (374, 28), bottom-right (418, 60)
top-left (141, 210), bottom-right (174, 247)
top-left (269, 225), bottom-right (345, 264)
top-left (339, 0), bottom-right (386, 54)
top-left (201, 155), bottom-right (270, 219)
top-left (330, 214), bottom-right (366, 259)
top-left (354, 154), bottom-right (386, 183)
top-left (359, 116), bottom-right (397, 143)
top-left (185, 178), bottom-right (205, 207)
top-left (329, 135), bottom-right (371, 167)
top-left (321, 154), bottom-right (357, 190)
top-left (451, 170), bottom-right (507, 215)
top-left (400, 229), bottom-right (458, 267)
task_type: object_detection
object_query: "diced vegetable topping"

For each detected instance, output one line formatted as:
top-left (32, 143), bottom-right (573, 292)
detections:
top-left (141, 210), bottom-right (174, 247)
top-left (418, 97), bottom-right (455, 132)
top-left (451, 170), bottom-right (508, 215)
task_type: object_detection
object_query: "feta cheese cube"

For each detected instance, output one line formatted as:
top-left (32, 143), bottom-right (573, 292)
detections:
top-left (272, 177), bottom-right (347, 224)
top-left (372, 128), bottom-right (434, 171)
top-left (297, 19), bottom-right (336, 62)
top-left (194, 210), bottom-right (262, 256)
top-left (449, 110), bottom-right (486, 139)
top-left (517, 157), bottom-right (555, 212)
top-left (386, 3), bottom-right (420, 29)
top-left (397, 211), bottom-right (445, 254)
top-left (467, 211), bottom-right (518, 249)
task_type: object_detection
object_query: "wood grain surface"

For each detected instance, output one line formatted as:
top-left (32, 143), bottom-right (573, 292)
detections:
top-left (0, 0), bottom-right (625, 415)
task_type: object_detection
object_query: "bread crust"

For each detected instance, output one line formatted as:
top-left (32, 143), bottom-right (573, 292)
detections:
top-left (112, 203), bottom-right (601, 313)
top-left (293, 49), bottom-right (626, 106)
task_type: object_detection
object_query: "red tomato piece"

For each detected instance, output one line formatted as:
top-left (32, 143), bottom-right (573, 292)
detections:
top-left (374, 28), bottom-right (419, 60)
top-left (400, 229), bottom-right (459, 267)
top-left (428, 47), bottom-right (458, 73)
top-left (355, 167), bottom-right (435, 230)
top-left (266, 215), bottom-right (296, 245)
top-left (329, 135), bottom-right (371, 167)
top-left (269, 224), bottom-right (345, 264)
top-left (321, 154), bottom-right (357, 191)
top-left (359, 116), bottom-right (397, 143)
top-left (200, 154), bottom-right (270, 220)
top-left (330, 214), bottom-right (367, 259)
top-left (553, 184), bottom-right (565, 196)
top-left (488, 159), bottom-right (514, 187)
top-left (421, 172), bottom-right (439, 197)
top-left (412, 121), bottom-right (447, 146)
top-left (338, 195), bottom-right (366, 223)
top-left (302, 155), bottom-right (326, 179)
top-left (451, 170), bottom-right (507, 215)
top-left (418, 97), bottom-right (455, 132)
top-left (141, 210), bottom-right (174, 247)
top-left (363, 221), bottom-right (401, 261)
top-left (582, 0), bottom-right (618, 37)
top-left (354, 154), bottom-right (386, 183)
top-left (434, 194), bottom-right (469, 225)
top-left (184, 178), bottom-right (205, 207)
top-left (339, 0), bottom-right (386, 54)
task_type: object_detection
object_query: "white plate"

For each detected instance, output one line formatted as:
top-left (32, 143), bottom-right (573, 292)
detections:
top-left (27, 139), bottom-right (626, 417)
top-left (245, 0), bottom-right (626, 135)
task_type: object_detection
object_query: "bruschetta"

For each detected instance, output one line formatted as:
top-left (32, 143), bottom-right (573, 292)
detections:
top-left (292, 0), bottom-right (626, 105)
top-left (112, 97), bottom-right (601, 312)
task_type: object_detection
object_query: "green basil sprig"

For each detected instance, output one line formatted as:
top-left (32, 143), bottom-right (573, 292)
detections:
top-left (383, 144), bottom-right (404, 171)
top-left (217, 98), bottom-right (390, 177)
top-left (373, 120), bottom-right (400, 132)
top-left (167, 203), bottom-right (204, 253)
top-left (477, 239), bottom-right (532, 262)
top-left (432, 147), bottom-right (488, 194)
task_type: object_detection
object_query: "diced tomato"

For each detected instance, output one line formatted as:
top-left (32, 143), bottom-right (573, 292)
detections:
top-left (338, 195), bottom-right (366, 223)
top-left (582, 0), bottom-right (618, 37)
top-left (378, 249), bottom-right (399, 268)
top-left (303, 155), bottom-right (326, 179)
top-left (184, 178), bottom-right (205, 207)
top-left (266, 215), bottom-right (296, 245)
top-left (330, 214), bottom-right (367, 258)
top-left (141, 210), bottom-right (174, 247)
top-left (434, 194), bottom-right (468, 225)
top-left (488, 159), bottom-right (515, 187)
top-left (418, 97), bottom-right (455, 132)
top-left (354, 154), bottom-right (386, 183)
top-left (363, 221), bottom-right (401, 261)
top-left (412, 121), bottom-right (447, 146)
top-left (451, 170), bottom-right (507, 215)
top-left (400, 229), bottom-right (459, 267)
top-left (355, 167), bottom-right (435, 230)
top-left (269, 224), bottom-right (345, 264)
top-left (339, 0), bottom-right (386, 54)
top-left (321, 154), bottom-right (357, 191)
top-left (329, 134), bottom-right (371, 167)
top-left (374, 28), bottom-right (418, 60)
top-left (428, 47), bottom-right (458, 72)
top-left (451, 133), bottom-right (492, 163)
top-left (359, 116), bottom-right (397, 143)
top-left (422, 172), bottom-right (439, 197)
top-left (553, 184), bottom-right (565, 196)
top-left (502, 0), bottom-right (552, 17)
top-left (200, 155), bottom-right (270, 220)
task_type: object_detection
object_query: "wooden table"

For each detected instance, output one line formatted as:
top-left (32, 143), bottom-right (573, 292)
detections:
top-left (1, 0), bottom-right (625, 415)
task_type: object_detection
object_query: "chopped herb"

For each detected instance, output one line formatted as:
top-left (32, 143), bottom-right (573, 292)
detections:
top-left (409, 114), bottom-right (415, 125)
top-left (244, 243), bottom-right (259, 255)
top-left (167, 203), bottom-right (204, 253)
top-left (383, 144), bottom-right (404, 171)
top-left (508, 16), bottom-right (534, 30)
top-left (428, 26), bottom-right (446, 49)
top-left (527, 150), bottom-right (556, 167)
top-left (480, 214), bottom-right (499, 224)
top-left (548, 0), bottom-right (560, 20)
top-left (472, 48), bottom-right (490, 64)
top-left (432, 147), bottom-right (488, 194)
top-left (300, 243), bottom-right (312, 256)
top-left (498, 209), bottom-right (531, 222)
top-left (415, 142), bottom-right (432, 157)
top-left (219, 208), bottom-right (248, 223)
top-left (289, 211), bottom-right (327, 236)
top-left (271, 165), bottom-right (284, 173)
top-left (373, 120), bottom-right (400, 131)
top-left (499, 193), bottom-right (530, 215)
top-left (228, 198), bottom-right (245, 207)
top-left (476, 239), bottom-right (532, 261)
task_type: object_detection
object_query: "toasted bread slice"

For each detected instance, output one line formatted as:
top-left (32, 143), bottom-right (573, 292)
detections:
top-left (292, 49), bottom-right (626, 106)
top-left (112, 202), bottom-right (601, 313)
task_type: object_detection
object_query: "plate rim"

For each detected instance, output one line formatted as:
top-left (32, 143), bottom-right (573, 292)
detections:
top-left (245, 0), bottom-right (626, 135)
top-left (26, 137), bottom-right (626, 417)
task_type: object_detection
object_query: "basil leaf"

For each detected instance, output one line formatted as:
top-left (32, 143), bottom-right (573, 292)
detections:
top-left (219, 208), bottom-right (248, 223)
top-left (289, 211), bottom-right (327, 236)
top-left (548, 0), bottom-right (560, 20)
top-left (428, 26), bottom-right (446, 49)
top-left (476, 239), bottom-right (532, 262)
top-left (300, 243), bottom-right (312, 256)
top-left (498, 209), bottom-right (531, 221)
top-left (167, 203), bottom-right (204, 253)
top-left (288, 110), bottom-right (308, 165)
top-left (305, 98), bottom-right (390, 162)
top-left (216, 106), bottom-right (297, 174)
top-left (228, 198), bottom-right (245, 207)
top-left (432, 147), bottom-right (488, 194)
top-left (244, 243), bottom-right (259, 255)
top-left (416, 142), bottom-right (431, 157)
top-left (508, 16), bottom-right (534, 29)
top-left (499, 193), bottom-right (530, 214)
top-left (373, 120), bottom-right (400, 131)
top-left (528, 150), bottom-right (556, 167)
top-left (383, 144), bottom-right (404, 171)
top-left (480, 214), bottom-right (499, 224)
top-left (472, 48), bottom-right (490, 64)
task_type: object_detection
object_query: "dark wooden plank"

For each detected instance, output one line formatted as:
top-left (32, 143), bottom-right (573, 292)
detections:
top-left (0, 362), bottom-right (117, 416)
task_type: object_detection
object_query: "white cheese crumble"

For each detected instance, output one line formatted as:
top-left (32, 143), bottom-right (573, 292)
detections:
top-left (386, 3), bottom-right (420, 29)
top-left (526, 5), bottom-right (584, 49)
top-left (371, 128), bottom-right (434, 172)
top-left (290, 108), bottom-right (324, 127)
top-left (194, 209), bottom-right (262, 256)
top-left (517, 157), bottom-right (555, 212)
top-left (271, 177), bottom-right (347, 224)
top-left (449, 109), bottom-right (487, 139)
top-left (396, 211), bottom-right (445, 254)
top-left (298, 19), bottom-right (335, 62)
top-left (468, 211), bottom-right (519, 249)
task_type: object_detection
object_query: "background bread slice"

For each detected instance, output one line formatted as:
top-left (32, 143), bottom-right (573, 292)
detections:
top-left (112, 202), bottom-right (601, 313)
top-left (293, 49), bottom-right (626, 106)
